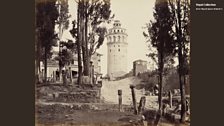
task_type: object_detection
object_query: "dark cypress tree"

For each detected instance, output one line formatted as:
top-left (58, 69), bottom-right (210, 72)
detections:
top-left (143, 0), bottom-right (175, 124)
top-left (36, 0), bottom-right (59, 83)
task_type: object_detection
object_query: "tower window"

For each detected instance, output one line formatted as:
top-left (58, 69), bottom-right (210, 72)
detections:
top-left (114, 45), bottom-right (115, 47)
top-left (118, 30), bottom-right (119, 32)
top-left (118, 36), bottom-right (121, 42)
top-left (113, 36), bottom-right (116, 42)
top-left (118, 49), bottom-right (120, 52)
top-left (110, 49), bottom-right (111, 52)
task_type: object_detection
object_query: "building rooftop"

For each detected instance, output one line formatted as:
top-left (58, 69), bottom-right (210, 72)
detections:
top-left (92, 52), bottom-right (103, 56)
top-left (133, 59), bottom-right (147, 63)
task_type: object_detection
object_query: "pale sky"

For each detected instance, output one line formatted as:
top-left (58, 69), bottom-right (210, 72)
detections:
top-left (55, 0), bottom-right (157, 76)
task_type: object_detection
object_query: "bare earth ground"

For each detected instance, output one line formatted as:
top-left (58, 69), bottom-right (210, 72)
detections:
top-left (36, 109), bottom-right (138, 126)
top-left (36, 108), bottom-right (188, 126)
top-left (36, 77), bottom-right (190, 126)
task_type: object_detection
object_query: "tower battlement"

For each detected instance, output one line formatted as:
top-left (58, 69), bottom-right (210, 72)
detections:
top-left (106, 20), bottom-right (128, 44)
top-left (113, 20), bottom-right (121, 27)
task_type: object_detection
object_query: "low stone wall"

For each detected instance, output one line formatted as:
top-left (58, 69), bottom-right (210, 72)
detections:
top-left (55, 90), bottom-right (101, 103)
top-left (36, 84), bottom-right (102, 103)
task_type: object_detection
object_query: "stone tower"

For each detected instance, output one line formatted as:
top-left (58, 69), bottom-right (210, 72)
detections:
top-left (106, 20), bottom-right (128, 79)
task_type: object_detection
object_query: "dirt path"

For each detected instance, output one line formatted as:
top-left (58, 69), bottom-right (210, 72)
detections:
top-left (101, 77), bottom-right (158, 109)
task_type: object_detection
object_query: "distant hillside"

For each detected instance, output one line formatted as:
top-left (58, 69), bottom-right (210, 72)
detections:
top-left (136, 67), bottom-right (190, 95)
top-left (115, 70), bottom-right (133, 80)
top-left (103, 67), bottom-right (190, 95)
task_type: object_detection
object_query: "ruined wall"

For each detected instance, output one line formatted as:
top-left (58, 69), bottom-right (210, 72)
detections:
top-left (36, 85), bottom-right (101, 103)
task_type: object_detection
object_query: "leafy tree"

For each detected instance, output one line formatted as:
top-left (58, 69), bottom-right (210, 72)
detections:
top-left (36, 0), bottom-right (59, 83)
top-left (70, 0), bottom-right (113, 85)
top-left (168, 0), bottom-right (190, 122)
top-left (56, 0), bottom-right (70, 39)
top-left (87, 0), bottom-right (114, 55)
top-left (70, 1), bottom-right (82, 85)
top-left (143, 0), bottom-right (175, 124)
top-left (56, 0), bottom-right (71, 80)
top-left (54, 40), bottom-right (76, 68)
top-left (81, 0), bottom-right (114, 76)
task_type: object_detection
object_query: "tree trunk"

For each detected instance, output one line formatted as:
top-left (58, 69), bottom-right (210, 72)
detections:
top-left (177, 0), bottom-right (186, 123)
top-left (35, 37), bottom-right (38, 84)
top-left (77, 1), bottom-right (83, 85)
top-left (44, 47), bottom-right (47, 83)
top-left (178, 39), bottom-right (187, 123)
top-left (58, 1), bottom-right (63, 82)
top-left (80, 0), bottom-right (86, 76)
top-left (81, 1), bottom-right (89, 76)
top-left (58, 22), bottom-right (64, 82)
top-left (179, 74), bottom-right (186, 122)
top-left (178, 50), bottom-right (187, 122)
top-left (35, 29), bottom-right (40, 84)
top-left (158, 66), bottom-right (163, 110)
top-left (82, 35), bottom-right (88, 76)
top-left (35, 28), bottom-right (42, 84)
top-left (59, 41), bottom-right (62, 82)
top-left (154, 46), bottom-right (164, 126)
top-left (169, 90), bottom-right (173, 108)
top-left (85, 1), bottom-right (90, 76)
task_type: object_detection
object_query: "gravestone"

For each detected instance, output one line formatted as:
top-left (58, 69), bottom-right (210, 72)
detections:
top-left (130, 85), bottom-right (138, 115)
top-left (118, 90), bottom-right (122, 112)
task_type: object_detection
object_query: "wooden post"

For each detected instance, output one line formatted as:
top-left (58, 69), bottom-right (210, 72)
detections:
top-left (41, 69), bottom-right (44, 83)
top-left (130, 85), bottom-right (138, 115)
top-left (69, 67), bottom-right (73, 84)
top-left (39, 69), bottom-right (43, 83)
top-left (89, 61), bottom-right (94, 84)
top-left (52, 71), bottom-right (56, 83)
top-left (62, 71), bottom-right (67, 85)
top-left (118, 90), bottom-right (122, 112)
top-left (138, 96), bottom-right (146, 114)
top-left (169, 90), bottom-right (172, 108)
top-left (92, 66), bottom-right (94, 84)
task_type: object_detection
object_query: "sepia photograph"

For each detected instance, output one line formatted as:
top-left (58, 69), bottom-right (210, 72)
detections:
top-left (35, 0), bottom-right (190, 125)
